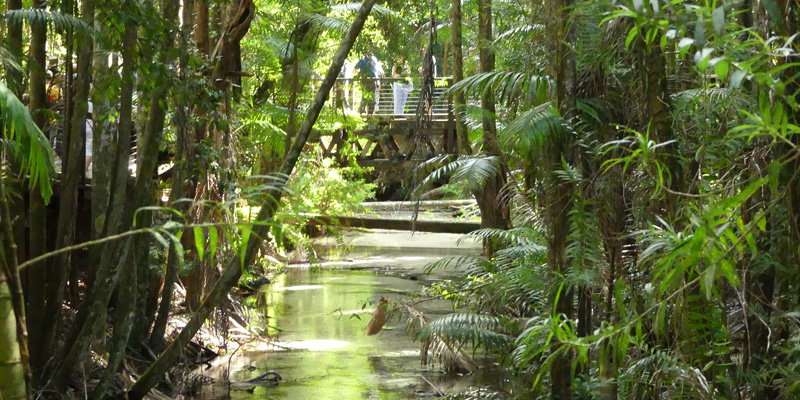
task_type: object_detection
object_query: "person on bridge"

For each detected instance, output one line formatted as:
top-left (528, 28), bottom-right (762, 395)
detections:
top-left (355, 53), bottom-right (384, 116)
top-left (391, 56), bottom-right (412, 115)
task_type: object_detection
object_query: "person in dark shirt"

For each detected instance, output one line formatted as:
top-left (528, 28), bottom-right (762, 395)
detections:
top-left (355, 53), bottom-right (384, 116)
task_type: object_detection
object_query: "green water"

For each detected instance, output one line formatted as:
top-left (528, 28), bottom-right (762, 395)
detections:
top-left (200, 247), bottom-right (505, 399)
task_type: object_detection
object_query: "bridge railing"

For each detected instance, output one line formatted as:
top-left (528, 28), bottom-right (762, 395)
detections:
top-left (322, 76), bottom-right (454, 121)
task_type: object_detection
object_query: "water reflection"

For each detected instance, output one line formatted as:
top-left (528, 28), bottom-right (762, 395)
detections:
top-left (201, 247), bottom-right (502, 399)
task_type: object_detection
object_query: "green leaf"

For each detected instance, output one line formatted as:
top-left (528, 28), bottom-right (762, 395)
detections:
top-left (694, 16), bottom-right (705, 47)
top-left (0, 81), bottom-right (54, 201)
top-left (730, 69), bottom-right (747, 88)
top-left (240, 225), bottom-right (253, 266)
top-left (656, 302), bottom-right (667, 338)
top-left (164, 231), bottom-right (184, 267)
top-left (194, 227), bottom-right (205, 261)
top-left (694, 48), bottom-right (713, 73)
top-left (768, 161), bottom-right (780, 195)
top-left (712, 7), bottom-right (725, 34)
top-left (714, 59), bottom-right (729, 82)
top-left (703, 265), bottom-right (715, 300)
top-left (208, 226), bottom-right (218, 261)
top-left (650, 0), bottom-right (660, 14)
top-left (626, 27), bottom-right (639, 49)
top-left (678, 37), bottom-right (694, 58)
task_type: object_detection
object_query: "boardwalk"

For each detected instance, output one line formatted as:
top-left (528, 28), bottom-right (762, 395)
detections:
top-left (316, 77), bottom-right (457, 168)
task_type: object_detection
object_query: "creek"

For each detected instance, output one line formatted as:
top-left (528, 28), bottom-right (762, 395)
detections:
top-left (199, 230), bottom-right (507, 399)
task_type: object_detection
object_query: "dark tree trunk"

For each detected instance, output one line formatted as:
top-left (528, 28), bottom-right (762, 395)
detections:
top-left (25, 0), bottom-right (49, 376)
top-left (44, 0), bottom-right (94, 375)
top-left (127, 2), bottom-right (375, 396)
top-left (475, 0), bottom-right (510, 236)
top-left (547, 0), bottom-right (577, 394)
top-left (449, 0), bottom-right (470, 155)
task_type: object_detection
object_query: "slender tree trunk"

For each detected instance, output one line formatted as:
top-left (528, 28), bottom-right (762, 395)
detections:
top-left (48, 0), bottom-right (141, 389)
top-left (149, 3), bottom-right (196, 350)
top-left (0, 272), bottom-right (26, 400)
top-left (89, 240), bottom-right (136, 400)
top-left (0, 176), bottom-right (32, 400)
top-left (90, 6), bottom-right (115, 266)
top-left (474, 0), bottom-right (510, 234)
top-left (127, 3), bottom-right (375, 396)
top-left (43, 0), bottom-right (94, 368)
top-left (547, 0), bottom-right (577, 395)
top-left (449, 0), bottom-right (470, 155)
top-left (26, 0), bottom-right (49, 375)
top-left (195, 0), bottom-right (210, 55)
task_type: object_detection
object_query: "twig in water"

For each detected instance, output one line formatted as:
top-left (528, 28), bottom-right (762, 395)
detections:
top-left (421, 375), bottom-right (445, 397)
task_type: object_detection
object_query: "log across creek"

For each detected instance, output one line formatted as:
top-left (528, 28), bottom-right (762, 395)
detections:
top-left (304, 213), bottom-right (480, 234)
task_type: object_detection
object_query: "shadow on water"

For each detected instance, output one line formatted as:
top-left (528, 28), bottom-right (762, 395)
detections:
top-left (199, 232), bottom-right (513, 399)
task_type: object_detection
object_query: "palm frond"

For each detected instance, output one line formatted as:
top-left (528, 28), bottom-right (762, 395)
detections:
top-left (415, 154), bottom-right (501, 196)
top-left (447, 71), bottom-right (551, 106)
top-left (0, 81), bottom-right (55, 201)
top-left (5, 9), bottom-right (96, 36)
top-left (423, 255), bottom-right (491, 275)
top-left (0, 47), bottom-right (23, 75)
top-left (503, 103), bottom-right (566, 154)
top-left (493, 24), bottom-right (544, 44)
top-left (329, 2), bottom-right (396, 16)
top-left (301, 13), bottom-right (349, 32)
top-left (417, 313), bottom-right (515, 354)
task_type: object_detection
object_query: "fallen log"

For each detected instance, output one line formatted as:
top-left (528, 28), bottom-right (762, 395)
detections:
top-left (359, 200), bottom-right (476, 210)
top-left (305, 214), bottom-right (480, 234)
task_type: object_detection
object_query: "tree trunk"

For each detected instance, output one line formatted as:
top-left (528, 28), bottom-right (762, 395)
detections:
top-left (90, 8), bottom-right (116, 266)
top-left (25, 0), bottom-right (49, 375)
top-left (0, 272), bottom-right (26, 400)
top-left (127, 2), bottom-right (375, 396)
top-left (149, 5), bottom-right (196, 349)
top-left (195, 0), bottom-right (210, 55)
top-left (475, 0), bottom-right (510, 235)
top-left (449, 0), bottom-right (470, 155)
top-left (0, 175), bottom-right (32, 400)
top-left (547, 0), bottom-right (577, 394)
top-left (43, 0), bottom-right (94, 369)
top-left (48, 0), bottom-right (141, 389)
top-left (89, 240), bottom-right (136, 400)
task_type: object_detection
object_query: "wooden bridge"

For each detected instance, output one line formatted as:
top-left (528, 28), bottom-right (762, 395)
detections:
top-left (314, 77), bottom-right (457, 169)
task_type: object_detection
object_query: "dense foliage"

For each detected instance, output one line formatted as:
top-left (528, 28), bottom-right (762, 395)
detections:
top-left (0, 0), bottom-right (799, 399)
